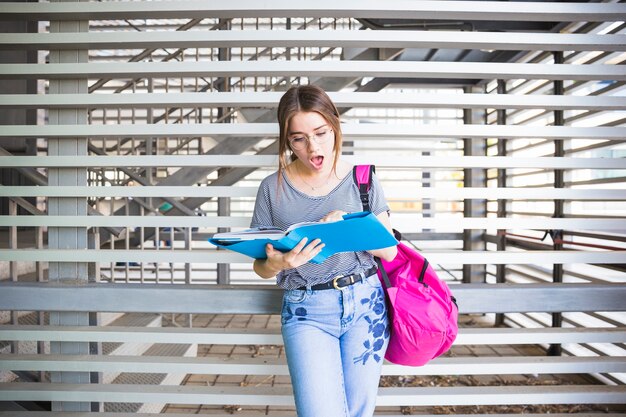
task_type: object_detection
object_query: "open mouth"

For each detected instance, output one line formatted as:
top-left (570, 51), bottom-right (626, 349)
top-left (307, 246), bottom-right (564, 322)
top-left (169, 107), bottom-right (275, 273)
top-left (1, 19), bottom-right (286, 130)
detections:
top-left (310, 155), bottom-right (324, 169)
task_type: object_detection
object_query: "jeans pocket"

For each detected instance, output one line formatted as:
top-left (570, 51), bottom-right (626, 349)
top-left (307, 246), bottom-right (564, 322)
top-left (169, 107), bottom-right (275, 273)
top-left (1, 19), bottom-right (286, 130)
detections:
top-left (284, 289), bottom-right (308, 304)
top-left (281, 290), bottom-right (310, 325)
top-left (364, 273), bottom-right (382, 289)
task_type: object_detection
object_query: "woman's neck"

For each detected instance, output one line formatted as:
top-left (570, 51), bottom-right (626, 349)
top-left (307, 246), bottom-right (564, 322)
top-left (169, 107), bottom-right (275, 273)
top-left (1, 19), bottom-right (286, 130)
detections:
top-left (286, 159), bottom-right (351, 195)
top-left (295, 160), bottom-right (334, 191)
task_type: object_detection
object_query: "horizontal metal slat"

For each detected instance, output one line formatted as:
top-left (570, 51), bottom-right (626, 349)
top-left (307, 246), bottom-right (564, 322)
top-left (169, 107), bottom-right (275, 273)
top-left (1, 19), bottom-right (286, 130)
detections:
top-left (2, 123), bottom-right (624, 140)
top-left (2, 325), bottom-right (623, 345)
top-left (0, 185), bottom-right (259, 198)
top-left (0, 215), bottom-right (250, 228)
top-left (0, 382), bottom-right (623, 406)
top-left (377, 385), bottom-right (626, 406)
top-left (3, 413), bottom-right (626, 417)
top-left (0, 414), bottom-right (205, 417)
top-left (1, 282), bottom-right (624, 314)
top-left (0, 216), bottom-right (623, 230)
top-left (2, 186), bottom-right (624, 200)
top-left (2, 30), bottom-right (625, 52)
top-left (2, 91), bottom-right (625, 110)
top-left (1, 155), bottom-right (625, 169)
top-left (0, 0), bottom-right (624, 22)
top-left (0, 155), bottom-right (281, 167)
top-left (0, 249), bottom-right (624, 266)
top-left (0, 411), bottom-right (624, 417)
top-left (2, 61), bottom-right (624, 81)
top-left (2, 354), bottom-right (624, 376)
top-left (0, 325), bottom-right (285, 345)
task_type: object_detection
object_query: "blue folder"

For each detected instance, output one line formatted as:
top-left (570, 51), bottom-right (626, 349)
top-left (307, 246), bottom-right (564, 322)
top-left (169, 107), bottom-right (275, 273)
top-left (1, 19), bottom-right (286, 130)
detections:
top-left (209, 211), bottom-right (397, 264)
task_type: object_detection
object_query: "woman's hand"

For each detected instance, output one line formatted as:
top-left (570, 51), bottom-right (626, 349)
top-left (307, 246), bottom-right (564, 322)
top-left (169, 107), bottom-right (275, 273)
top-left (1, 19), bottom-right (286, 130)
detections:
top-left (254, 237), bottom-right (325, 278)
top-left (319, 210), bottom-right (348, 223)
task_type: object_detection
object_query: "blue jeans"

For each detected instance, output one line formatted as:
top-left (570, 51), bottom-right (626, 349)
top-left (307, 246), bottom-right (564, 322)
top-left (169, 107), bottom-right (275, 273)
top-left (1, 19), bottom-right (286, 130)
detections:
top-left (281, 273), bottom-right (390, 417)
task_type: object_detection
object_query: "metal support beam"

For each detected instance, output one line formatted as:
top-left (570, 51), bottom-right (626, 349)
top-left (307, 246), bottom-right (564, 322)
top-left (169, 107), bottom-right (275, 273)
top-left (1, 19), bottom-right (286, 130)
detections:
top-left (47, 2), bottom-right (91, 411)
top-left (217, 170), bottom-right (231, 285)
top-left (549, 51), bottom-right (565, 357)
top-left (462, 86), bottom-right (487, 284)
top-left (8, 199), bottom-right (18, 355)
top-left (495, 79), bottom-right (507, 326)
top-left (216, 30), bottom-right (232, 285)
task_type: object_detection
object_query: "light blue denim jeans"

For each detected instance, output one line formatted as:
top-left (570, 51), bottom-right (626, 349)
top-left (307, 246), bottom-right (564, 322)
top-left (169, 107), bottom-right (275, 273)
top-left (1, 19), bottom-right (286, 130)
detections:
top-left (281, 272), bottom-right (390, 417)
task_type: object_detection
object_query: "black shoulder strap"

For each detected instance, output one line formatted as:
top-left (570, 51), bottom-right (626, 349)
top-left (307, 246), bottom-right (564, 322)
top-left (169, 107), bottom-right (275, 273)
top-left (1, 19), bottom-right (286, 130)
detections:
top-left (352, 165), bottom-right (375, 212)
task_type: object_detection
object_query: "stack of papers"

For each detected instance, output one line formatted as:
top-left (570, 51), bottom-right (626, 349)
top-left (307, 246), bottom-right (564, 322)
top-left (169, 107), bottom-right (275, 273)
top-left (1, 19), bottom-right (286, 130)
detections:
top-left (212, 220), bottom-right (323, 241)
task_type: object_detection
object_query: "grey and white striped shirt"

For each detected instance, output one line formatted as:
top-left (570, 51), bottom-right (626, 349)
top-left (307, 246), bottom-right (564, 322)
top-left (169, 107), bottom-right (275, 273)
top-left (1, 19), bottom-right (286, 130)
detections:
top-left (250, 168), bottom-right (389, 290)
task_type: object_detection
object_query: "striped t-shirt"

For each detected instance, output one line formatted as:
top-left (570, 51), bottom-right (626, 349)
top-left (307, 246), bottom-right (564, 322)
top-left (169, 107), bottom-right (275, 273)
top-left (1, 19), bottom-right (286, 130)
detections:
top-left (250, 168), bottom-right (390, 290)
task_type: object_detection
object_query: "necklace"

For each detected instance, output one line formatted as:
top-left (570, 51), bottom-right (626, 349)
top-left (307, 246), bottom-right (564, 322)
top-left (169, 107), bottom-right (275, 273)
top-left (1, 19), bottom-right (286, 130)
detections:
top-left (296, 162), bottom-right (332, 191)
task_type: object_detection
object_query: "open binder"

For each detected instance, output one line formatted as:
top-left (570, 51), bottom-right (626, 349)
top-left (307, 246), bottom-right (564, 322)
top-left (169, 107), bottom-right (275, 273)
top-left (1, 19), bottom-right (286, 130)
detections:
top-left (209, 211), bottom-right (397, 264)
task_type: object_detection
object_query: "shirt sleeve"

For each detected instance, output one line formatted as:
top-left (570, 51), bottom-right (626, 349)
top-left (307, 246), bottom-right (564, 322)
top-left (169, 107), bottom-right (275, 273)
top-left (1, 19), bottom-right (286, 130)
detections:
top-left (250, 177), bottom-right (274, 228)
top-left (369, 172), bottom-right (390, 216)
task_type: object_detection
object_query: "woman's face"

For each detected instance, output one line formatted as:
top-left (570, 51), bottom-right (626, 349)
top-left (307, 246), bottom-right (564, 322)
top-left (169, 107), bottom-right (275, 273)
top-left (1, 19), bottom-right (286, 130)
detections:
top-left (287, 111), bottom-right (336, 174)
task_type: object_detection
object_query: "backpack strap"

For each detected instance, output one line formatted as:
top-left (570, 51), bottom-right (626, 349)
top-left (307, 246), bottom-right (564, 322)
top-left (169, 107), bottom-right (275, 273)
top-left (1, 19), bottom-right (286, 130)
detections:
top-left (353, 165), bottom-right (392, 288)
top-left (354, 165), bottom-right (400, 241)
top-left (352, 165), bottom-right (375, 212)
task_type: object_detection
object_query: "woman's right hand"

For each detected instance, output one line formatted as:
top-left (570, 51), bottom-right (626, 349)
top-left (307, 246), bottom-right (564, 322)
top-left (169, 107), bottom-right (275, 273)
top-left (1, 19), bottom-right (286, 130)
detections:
top-left (266, 237), bottom-right (325, 272)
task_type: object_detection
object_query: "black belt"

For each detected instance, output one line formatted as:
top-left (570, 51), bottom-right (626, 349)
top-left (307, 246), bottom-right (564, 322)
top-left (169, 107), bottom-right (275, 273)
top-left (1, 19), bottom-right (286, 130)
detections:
top-left (298, 266), bottom-right (378, 291)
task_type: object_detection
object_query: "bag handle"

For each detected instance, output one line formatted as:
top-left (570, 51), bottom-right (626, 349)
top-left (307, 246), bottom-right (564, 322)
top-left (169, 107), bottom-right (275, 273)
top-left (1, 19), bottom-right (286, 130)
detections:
top-left (353, 165), bottom-right (392, 289)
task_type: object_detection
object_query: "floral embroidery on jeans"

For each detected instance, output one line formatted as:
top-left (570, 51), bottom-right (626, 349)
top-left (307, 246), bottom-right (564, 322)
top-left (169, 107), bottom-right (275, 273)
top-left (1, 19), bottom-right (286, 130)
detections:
top-left (353, 288), bottom-right (389, 365)
top-left (284, 306), bottom-right (307, 323)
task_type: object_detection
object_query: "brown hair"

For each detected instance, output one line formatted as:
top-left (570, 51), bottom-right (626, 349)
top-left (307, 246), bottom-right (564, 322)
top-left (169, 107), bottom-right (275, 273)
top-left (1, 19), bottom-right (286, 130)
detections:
top-left (276, 85), bottom-right (342, 190)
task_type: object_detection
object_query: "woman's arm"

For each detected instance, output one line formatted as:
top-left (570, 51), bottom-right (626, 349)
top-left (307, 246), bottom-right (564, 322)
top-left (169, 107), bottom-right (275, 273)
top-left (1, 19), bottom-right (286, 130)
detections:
top-left (253, 237), bottom-right (325, 279)
top-left (253, 257), bottom-right (282, 279)
top-left (367, 210), bottom-right (398, 262)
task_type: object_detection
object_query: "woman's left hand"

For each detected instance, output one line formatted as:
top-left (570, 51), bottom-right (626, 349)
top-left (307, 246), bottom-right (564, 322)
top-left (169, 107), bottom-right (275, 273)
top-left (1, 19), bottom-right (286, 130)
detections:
top-left (319, 210), bottom-right (348, 223)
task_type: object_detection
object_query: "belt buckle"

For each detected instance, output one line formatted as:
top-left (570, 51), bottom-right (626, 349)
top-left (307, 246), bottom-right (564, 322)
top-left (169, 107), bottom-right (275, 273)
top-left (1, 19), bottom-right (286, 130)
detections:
top-left (332, 274), bottom-right (354, 290)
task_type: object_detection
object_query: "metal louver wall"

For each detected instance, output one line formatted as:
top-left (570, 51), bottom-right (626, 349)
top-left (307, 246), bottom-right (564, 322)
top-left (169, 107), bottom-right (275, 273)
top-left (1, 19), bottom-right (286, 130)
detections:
top-left (0, 1), bottom-right (625, 414)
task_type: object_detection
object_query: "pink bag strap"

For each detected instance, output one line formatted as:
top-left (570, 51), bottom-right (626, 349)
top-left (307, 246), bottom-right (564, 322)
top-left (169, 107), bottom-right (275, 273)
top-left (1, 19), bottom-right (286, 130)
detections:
top-left (353, 165), bottom-right (375, 212)
top-left (352, 165), bottom-right (392, 287)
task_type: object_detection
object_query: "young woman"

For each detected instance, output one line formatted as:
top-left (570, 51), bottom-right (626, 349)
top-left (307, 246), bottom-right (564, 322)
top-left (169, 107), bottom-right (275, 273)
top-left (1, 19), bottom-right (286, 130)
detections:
top-left (250, 85), bottom-right (397, 417)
